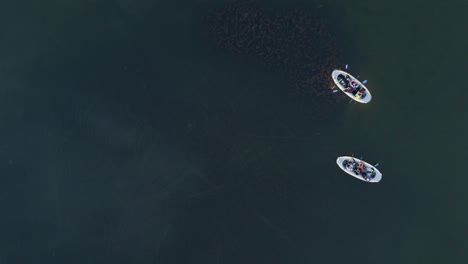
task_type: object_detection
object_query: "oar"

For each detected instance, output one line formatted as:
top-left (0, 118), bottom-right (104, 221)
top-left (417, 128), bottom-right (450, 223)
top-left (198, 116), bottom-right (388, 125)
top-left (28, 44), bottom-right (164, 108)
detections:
top-left (330, 82), bottom-right (343, 94)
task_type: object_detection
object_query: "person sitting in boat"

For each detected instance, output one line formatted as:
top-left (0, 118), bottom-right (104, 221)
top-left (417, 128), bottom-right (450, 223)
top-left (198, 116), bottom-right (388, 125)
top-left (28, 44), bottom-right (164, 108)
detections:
top-left (362, 167), bottom-right (375, 181)
top-left (351, 86), bottom-right (365, 97)
top-left (356, 162), bottom-right (365, 173)
top-left (338, 74), bottom-right (349, 87)
top-left (354, 168), bottom-right (361, 175)
top-left (354, 162), bottom-right (364, 175)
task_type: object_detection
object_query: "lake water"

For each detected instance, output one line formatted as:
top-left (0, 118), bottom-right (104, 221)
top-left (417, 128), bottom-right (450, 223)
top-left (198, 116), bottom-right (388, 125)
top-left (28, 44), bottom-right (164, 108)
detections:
top-left (0, 0), bottom-right (466, 263)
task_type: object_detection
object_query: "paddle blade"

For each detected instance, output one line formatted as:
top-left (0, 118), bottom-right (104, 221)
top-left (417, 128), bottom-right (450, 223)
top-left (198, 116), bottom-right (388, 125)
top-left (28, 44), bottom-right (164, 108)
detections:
top-left (332, 89), bottom-right (339, 93)
top-left (363, 80), bottom-right (368, 84)
top-left (345, 64), bottom-right (349, 69)
top-left (374, 163), bottom-right (379, 167)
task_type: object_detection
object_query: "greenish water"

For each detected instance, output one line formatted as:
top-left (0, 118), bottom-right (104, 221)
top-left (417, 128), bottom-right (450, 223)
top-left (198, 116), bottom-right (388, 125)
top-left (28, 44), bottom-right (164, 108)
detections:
top-left (0, 0), bottom-right (466, 263)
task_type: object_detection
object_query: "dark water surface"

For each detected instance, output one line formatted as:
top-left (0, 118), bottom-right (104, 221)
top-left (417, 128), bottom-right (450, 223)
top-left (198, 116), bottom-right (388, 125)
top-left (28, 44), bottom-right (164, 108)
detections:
top-left (0, 0), bottom-right (466, 263)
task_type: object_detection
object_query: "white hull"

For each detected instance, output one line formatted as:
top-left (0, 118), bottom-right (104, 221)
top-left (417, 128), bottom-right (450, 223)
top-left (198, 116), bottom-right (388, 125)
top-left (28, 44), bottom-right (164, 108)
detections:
top-left (336, 156), bottom-right (382, 183)
top-left (332, 70), bottom-right (372, 104)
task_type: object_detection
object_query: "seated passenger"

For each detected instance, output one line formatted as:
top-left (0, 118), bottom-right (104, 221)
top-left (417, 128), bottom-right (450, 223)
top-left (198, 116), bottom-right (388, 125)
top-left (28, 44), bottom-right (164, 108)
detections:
top-left (357, 162), bottom-right (365, 171)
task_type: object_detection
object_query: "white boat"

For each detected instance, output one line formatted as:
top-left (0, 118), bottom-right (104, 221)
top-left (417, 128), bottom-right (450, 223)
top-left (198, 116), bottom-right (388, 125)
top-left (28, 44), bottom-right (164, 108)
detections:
top-left (332, 69), bottom-right (372, 103)
top-left (336, 156), bottom-right (382, 183)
